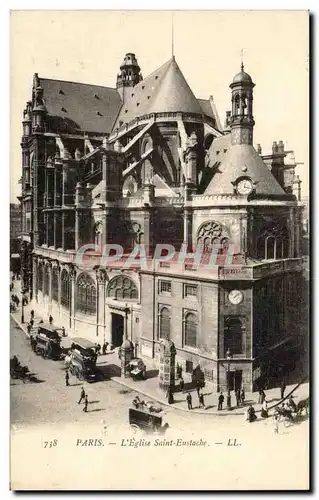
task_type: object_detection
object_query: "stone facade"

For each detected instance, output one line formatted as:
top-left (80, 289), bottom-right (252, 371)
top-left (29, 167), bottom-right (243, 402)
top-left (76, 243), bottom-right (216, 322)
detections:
top-left (19, 54), bottom-right (306, 392)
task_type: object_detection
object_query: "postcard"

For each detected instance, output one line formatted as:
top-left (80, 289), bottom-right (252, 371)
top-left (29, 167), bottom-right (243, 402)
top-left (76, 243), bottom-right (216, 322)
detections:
top-left (10, 9), bottom-right (309, 491)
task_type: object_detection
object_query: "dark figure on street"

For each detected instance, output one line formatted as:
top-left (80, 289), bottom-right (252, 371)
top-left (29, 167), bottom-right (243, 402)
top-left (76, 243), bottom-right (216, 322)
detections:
top-left (65, 370), bottom-right (70, 387)
top-left (186, 392), bottom-right (192, 410)
top-left (62, 326), bottom-right (66, 337)
top-left (95, 344), bottom-right (101, 355)
top-left (261, 400), bottom-right (269, 418)
top-left (218, 392), bottom-right (224, 410)
top-left (49, 314), bottom-right (53, 325)
top-left (30, 309), bottom-right (34, 319)
top-left (179, 377), bottom-right (185, 392)
top-left (78, 387), bottom-right (86, 404)
top-left (235, 389), bottom-right (241, 407)
top-left (102, 342), bottom-right (109, 355)
top-left (83, 395), bottom-right (88, 412)
top-left (240, 388), bottom-right (245, 405)
top-left (246, 405), bottom-right (257, 422)
top-left (167, 387), bottom-right (174, 405)
top-left (30, 319), bottom-right (34, 327)
top-left (27, 323), bottom-right (32, 334)
top-left (258, 389), bottom-right (266, 404)
top-left (199, 392), bottom-right (205, 408)
top-left (280, 382), bottom-right (286, 400)
top-left (196, 380), bottom-right (201, 397)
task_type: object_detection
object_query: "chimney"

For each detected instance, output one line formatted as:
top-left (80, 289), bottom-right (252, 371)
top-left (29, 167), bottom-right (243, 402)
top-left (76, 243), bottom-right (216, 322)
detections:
top-left (278, 140), bottom-right (285, 154)
top-left (257, 144), bottom-right (262, 155)
top-left (272, 141), bottom-right (278, 154)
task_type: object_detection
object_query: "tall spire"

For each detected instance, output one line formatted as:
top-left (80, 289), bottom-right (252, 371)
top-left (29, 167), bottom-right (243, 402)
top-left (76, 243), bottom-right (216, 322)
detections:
top-left (240, 48), bottom-right (244, 72)
top-left (171, 12), bottom-right (175, 58)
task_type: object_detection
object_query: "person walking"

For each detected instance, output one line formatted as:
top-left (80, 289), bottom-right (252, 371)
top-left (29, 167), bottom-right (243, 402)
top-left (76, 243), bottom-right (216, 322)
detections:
top-left (102, 342), bottom-right (109, 355)
top-left (218, 392), bottom-right (224, 411)
top-left (240, 388), bottom-right (245, 405)
top-left (49, 314), bottom-right (53, 325)
top-left (186, 392), bottom-right (192, 410)
top-left (261, 400), bottom-right (268, 418)
top-left (260, 389), bottom-right (266, 405)
top-left (196, 380), bottom-right (201, 397)
top-left (235, 389), bottom-right (241, 407)
top-left (30, 309), bottom-right (34, 320)
top-left (62, 326), bottom-right (66, 337)
top-left (65, 370), bottom-right (70, 387)
top-left (83, 395), bottom-right (88, 412)
top-left (280, 381), bottom-right (286, 400)
top-left (179, 376), bottom-right (185, 393)
top-left (167, 387), bottom-right (174, 405)
top-left (199, 392), bottom-right (205, 409)
top-left (78, 387), bottom-right (85, 404)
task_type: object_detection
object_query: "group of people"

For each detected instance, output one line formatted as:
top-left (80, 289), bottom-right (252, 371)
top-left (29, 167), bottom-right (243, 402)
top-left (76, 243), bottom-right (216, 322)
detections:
top-left (64, 373), bottom-right (89, 412)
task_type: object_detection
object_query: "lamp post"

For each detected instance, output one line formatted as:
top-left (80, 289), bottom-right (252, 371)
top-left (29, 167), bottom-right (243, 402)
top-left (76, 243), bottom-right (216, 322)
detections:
top-left (226, 349), bottom-right (232, 410)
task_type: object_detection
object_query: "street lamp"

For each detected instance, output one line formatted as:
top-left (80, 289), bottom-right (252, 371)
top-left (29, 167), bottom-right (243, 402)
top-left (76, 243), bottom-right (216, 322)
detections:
top-left (226, 349), bottom-right (232, 410)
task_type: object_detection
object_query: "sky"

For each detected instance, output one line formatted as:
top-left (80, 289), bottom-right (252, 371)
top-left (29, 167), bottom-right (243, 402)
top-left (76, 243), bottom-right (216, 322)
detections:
top-left (10, 10), bottom-right (309, 202)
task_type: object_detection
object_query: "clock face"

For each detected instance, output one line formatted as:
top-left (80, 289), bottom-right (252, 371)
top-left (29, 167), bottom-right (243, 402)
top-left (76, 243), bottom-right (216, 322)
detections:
top-left (228, 290), bottom-right (244, 305)
top-left (237, 178), bottom-right (253, 195)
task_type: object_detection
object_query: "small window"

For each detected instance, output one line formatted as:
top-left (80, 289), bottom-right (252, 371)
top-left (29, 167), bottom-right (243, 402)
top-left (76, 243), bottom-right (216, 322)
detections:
top-left (184, 284), bottom-right (198, 298)
top-left (59, 89), bottom-right (65, 95)
top-left (97, 111), bottom-right (103, 116)
top-left (61, 107), bottom-right (67, 112)
top-left (94, 94), bottom-right (100, 99)
top-left (159, 280), bottom-right (172, 294)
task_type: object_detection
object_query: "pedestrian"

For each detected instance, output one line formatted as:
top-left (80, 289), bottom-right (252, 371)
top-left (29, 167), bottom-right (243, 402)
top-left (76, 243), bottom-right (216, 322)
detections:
top-left (78, 387), bottom-right (86, 404)
top-left (62, 326), bottom-right (66, 337)
top-left (102, 342), bottom-right (108, 355)
top-left (218, 392), bottom-right (224, 410)
top-left (186, 392), bottom-right (192, 410)
top-left (235, 388), bottom-right (241, 406)
top-left (240, 388), bottom-right (245, 405)
top-left (27, 323), bottom-right (32, 334)
top-left (261, 400), bottom-right (269, 418)
top-left (167, 387), bottom-right (174, 405)
top-left (65, 370), bottom-right (70, 387)
top-left (179, 376), bottom-right (185, 392)
top-left (30, 309), bottom-right (34, 319)
top-left (199, 392), bottom-right (205, 408)
top-left (83, 395), bottom-right (88, 412)
top-left (260, 390), bottom-right (266, 405)
top-left (280, 381), bottom-right (286, 400)
top-left (196, 380), bottom-right (201, 397)
top-left (49, 314), bottom-right (53, 325)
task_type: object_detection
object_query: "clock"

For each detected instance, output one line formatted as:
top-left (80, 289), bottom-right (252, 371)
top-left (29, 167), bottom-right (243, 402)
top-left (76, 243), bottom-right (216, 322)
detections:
top-left (228, 290), bottom-right (244, 305)
top-left (237, 178), bottom-right (253, 195)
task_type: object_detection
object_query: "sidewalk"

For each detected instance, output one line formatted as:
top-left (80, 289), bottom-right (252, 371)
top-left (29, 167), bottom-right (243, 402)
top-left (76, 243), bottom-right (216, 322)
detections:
top-left (10, 280), bottom-right (309, 416)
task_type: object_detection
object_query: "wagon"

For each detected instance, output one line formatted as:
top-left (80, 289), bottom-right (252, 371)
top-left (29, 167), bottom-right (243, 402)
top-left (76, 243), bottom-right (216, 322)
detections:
top-left (129, 406), bottom-right (169, 434)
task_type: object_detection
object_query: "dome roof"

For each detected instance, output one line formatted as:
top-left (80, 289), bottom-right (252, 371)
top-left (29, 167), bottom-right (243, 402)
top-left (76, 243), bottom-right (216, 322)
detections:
top-left (232, 64), bottom-right (253, 85)
top-left (121, 339), bottom-right (133, 350)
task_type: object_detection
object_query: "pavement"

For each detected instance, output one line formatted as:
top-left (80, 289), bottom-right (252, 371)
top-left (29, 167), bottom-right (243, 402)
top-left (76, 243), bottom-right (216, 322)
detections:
top-left (10, 277), bottom-right (309, 417)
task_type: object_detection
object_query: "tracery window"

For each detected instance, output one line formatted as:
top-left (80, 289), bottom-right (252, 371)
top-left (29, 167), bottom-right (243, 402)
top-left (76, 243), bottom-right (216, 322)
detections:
top-left (107, 275), bottom-right (138, 301)
top-left (76, 274), bottom-right (97, 315)
top-left (61, 269), bottom-right (70, 309)
top-left (43, 265), bottom-right (50, 296)
top-left (38, 262), bottom-right (43, 292)
top-left (196, 221), bottom-right (230, 254)
top-left (224, 317), bottom-right (244, 356)
top-left (52, 266), bottom-right (59, 303)
top-left (158, 306), bottom-right (171, 340)
top-left (184, 312), bottom-right (197, 348)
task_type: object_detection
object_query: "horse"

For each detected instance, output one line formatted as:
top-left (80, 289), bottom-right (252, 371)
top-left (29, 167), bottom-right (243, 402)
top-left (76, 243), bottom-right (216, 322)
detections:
top-left (296, 397), bottom-right (309, 416)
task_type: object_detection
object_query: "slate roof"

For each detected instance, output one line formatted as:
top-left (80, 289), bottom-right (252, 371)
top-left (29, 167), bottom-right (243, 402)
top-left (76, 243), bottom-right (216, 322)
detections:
top-left (204, 144), bottom-right (286, 196)
top-left (39, 78), bottom-right (122, 134)
top-left (113, 57), bottom-right (213, 129)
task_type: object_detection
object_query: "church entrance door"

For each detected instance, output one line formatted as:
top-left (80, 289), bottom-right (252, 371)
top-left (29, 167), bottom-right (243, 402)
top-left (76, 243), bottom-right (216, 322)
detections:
top-left (111, 313), bottom-right (124, 348)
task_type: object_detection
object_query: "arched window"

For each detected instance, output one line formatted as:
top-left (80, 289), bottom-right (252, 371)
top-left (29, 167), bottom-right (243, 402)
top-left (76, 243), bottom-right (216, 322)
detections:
top-left (61, 269), bottom-right (70, 309)
top-left (43, 265), bottom-right (50, 296)
top-left (107, 275), bottom-right (138, 301)
top-left (265, 236), bottom-right (276, 260)
top-left (158, 307), bottom-right (170, 340)
top-left (52, 266), bottom-right (59, 303)
top-left (38, 262), bottom-right (43, 292)
top-left (196, 221), bottom-right (229, 256)
top-left (224, 317), bottom-right (244, 356)
top-left (76, 274), bottom-right (96, 315)
top-left (234, 94), bottom-right (240, 115)
top-left (184, 312), bottom-right (197, 348)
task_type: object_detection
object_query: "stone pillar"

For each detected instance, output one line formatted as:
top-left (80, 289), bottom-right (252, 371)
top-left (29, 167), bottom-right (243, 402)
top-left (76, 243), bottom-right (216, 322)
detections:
top-left (61, 213), bottom-right (66, 250)
top-left (158, 339), bottom-right (176, 392)
top-left (120, 339), bottom-right (134, 378)
top-left (96, 268), bottom-right (107, 339)
top-left (57, 264), bottom-right (61, 317)
top-left (248, 208), bottom-right (255, 257)
top-left (289, 208), bottom-right (295, 258)
top-left (240, 214), bottom-right (248, 257)
top-left (48, 262), bottom-right (52, 313)
top-left (69, 265), bottom-right (76, 330)
top-left (32, 255), bottom-right (38, 303)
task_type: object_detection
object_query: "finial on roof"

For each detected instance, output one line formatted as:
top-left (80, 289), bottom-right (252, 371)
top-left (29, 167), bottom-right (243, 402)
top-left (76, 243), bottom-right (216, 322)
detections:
top-left (240, 48), bottom-right (244, 72)
top-left (171, 12), bottom-right (175, 58)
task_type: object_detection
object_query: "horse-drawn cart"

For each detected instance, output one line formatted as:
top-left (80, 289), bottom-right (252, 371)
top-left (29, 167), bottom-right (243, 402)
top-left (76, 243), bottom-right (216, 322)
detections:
top-left (129, 400), bottom-right (169, 434)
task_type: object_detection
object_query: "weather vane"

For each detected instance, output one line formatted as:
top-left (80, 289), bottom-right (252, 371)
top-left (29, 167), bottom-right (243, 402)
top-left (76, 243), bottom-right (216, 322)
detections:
top-left (240, 48), bottom-right (245, 71)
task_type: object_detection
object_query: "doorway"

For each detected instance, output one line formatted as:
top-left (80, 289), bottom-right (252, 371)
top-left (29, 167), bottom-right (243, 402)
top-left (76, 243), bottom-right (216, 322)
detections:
top-left (111, 313), bottom-right (124, 348)
top-left (227, 370), bottom-right (243, 391)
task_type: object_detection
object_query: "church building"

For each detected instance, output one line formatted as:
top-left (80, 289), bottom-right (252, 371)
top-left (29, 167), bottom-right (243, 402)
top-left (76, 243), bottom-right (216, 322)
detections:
top-left (19, 53), bottom-right (306, 391)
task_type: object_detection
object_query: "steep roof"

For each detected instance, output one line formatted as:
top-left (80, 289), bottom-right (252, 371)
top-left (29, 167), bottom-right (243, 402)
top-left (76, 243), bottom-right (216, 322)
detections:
top-left (198, 98), bottom-right (215, 120)
top-left (39, 78), bottom-right (122, 134)
top-left (204, 144), bottom-right (286, 196)
top-left (113, 57), bottom-right (205, 129)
